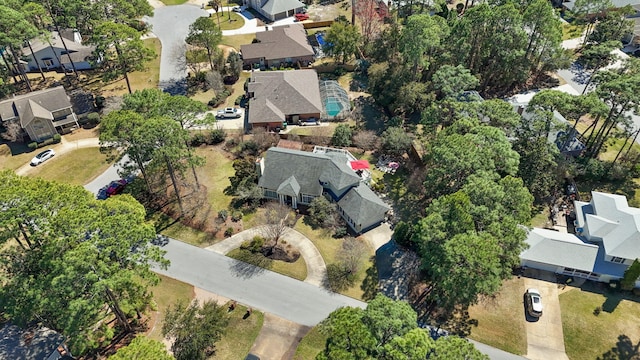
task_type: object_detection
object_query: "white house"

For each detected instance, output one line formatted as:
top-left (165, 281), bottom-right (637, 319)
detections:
top-left (19, 30), bottom-right (95, 72)
top-left (521, 192), bottom-right (640, 286)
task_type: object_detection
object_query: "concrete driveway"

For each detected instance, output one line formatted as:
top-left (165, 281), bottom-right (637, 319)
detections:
top-left (523, 278), bottom-right (570, 360)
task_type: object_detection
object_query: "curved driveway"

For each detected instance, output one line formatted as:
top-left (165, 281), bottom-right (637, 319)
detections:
top-left (206, 226), bottom-right (327, 287)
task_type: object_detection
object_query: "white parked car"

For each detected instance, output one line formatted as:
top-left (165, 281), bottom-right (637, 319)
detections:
top-left (216, 107), bottom-right (243, 119)
top-left (30, 149), bottom-right (56, 166)
top-left (232, 6), bottom-right (243, 12)
top-left (525, 288), bottom-right (543, 318)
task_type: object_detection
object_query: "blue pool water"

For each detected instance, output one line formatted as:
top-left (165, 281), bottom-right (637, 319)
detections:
top-left (316, 33), bottom-right (326, 46)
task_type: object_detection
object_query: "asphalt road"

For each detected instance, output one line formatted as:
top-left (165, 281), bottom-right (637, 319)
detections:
top-left (83, 155), bottom-right (130, 196)
top-left (154, 237), bottom-right (366, 326)
top-left (144, 5), bottom-right (209, 94)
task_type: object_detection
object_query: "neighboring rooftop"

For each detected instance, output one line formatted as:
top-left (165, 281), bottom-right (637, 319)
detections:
top-left (521, 228), bottom-right (600, 273)
top-left (248, 70), bottom-right (322, 124)
top-left (241, 23), bottom-right (313, 62)
top-left (0, 323), bottom-right (69, 360)
top-left (337, 183), bottom-right (390, 228)
top-left (0, 86), bottom-right (72, 127)
top-left (260, 0), bottom-right (305, 14)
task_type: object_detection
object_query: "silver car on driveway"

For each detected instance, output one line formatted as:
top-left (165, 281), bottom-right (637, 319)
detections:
top-left (30, 149), bottom-right (56, 166)
top-left (525, 288), bottom-right (543, 318)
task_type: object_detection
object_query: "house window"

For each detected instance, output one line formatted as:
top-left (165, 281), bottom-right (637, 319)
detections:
top-left (264, 189), bottom-right (277, 199)
top-left (611, 257), bottom-right (625, 264)
top-left (42, 58), bottom-right (54, 67)
top-left (301, 194), bottom-right (314, 204)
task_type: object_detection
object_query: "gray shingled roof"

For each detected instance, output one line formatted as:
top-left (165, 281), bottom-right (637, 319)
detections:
top-left (248, 70), bottom-right (322, 124)
top-left (0, 86), bottom-right (71, 127)
top-left (261, 0), bottom-right (305, 15)
top-left (258, 147), bottom-right (359, 197)
top-left (241, 24), bottom-right (314, 61)
top-left (520, 228), bottom-right (599, 272)
top-left (21, 30), bottom-right (88, 55)
top-left (0, 324), bottom-right (67, 360)
top-left (337, 183), bottom-right (390, 229)
top-left (277, 175), bottom-right (301, 197)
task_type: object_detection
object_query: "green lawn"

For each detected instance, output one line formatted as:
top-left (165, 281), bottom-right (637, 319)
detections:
top-left (293, 220), bottom-right (374, 300)
top-left (0, 143), bottom-right (38, 171)
top-left (227, 248), bottom-right (308, 281)
top-left (29, 147), bottom-right (112, 186)
top-left (211, 12), bottom-right (245, 31)
top-left (195, 146), bottom-right (235, 214)
top-left (467, 277), bottom-right (527, 355)
top-left (560, 287), bottom-right (640, 360)
top-left (147, 275), bottom-right (195, 342)
top-left (222, 33), bottom-right (256, 51)
top-left (212, 304), bottom-right (264, 360)
top-left (160, 0), bottom-right (187, 4)
top-left (293, 326), bottom-right (327, 360)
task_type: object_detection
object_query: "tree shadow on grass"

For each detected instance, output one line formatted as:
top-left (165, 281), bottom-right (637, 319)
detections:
top-left (229, 249), bottom-right (270, 279)
top-left (597, 334), bottom-right (640, 360)
top-left (360, 257), bottom-right (379, 301)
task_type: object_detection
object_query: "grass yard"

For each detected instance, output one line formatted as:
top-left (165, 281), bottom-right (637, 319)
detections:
top-left (147, 275), bottom-right (195, 342)
top-left (293, 220), bottom-right (374, 300)
top-left (84, 38), bottom-right (162, 97)
top-left (0, 143), bottom-right (38, 171)
top-left (287, 124), bottom-right (336, 137)
top-left (211, 12), bottom-right (245, 31)
top-left (29, 147), bottom-right (112, 186)
top-left (190, 89), bottom-right (216, 105)
top-left (195, 146), bottom-right (235, 214)
top-left (222, 34), bottom-right (256, 51)
top-left (293, 326), bottom-right (327, 360)
top-left (227, 248), bottom-right (308, 281)
top-left (562, 23), bottom-right (585, 41)
top-left (212, 304), bottom-right (264, 360)
top-left (157, 216), bottom-right (218, 247)
top-left (560, 287), bottom-right (640, 360)
top-left (467, 277), bottom-right (528, 355)
top-left (160, 0), bottom-right (187, 4)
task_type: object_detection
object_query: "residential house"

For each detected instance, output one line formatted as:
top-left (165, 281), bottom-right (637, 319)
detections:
top-left (20, 30), bottom-right (95, 72)
top-left (241, 24), bottom-right (314, 69)
top-left (246, 0), bottom-right (306, 21)
top-left (0, 86), bottom-right (79, 141)
top-left (0, 323), bottom-right (73, 360)
top-left (246, 70), bottom-right (322, 131)
top-left (257, 146), bottom-right (390, 234)
top-left (520, 191), bottom-right (640, 287)
top-left (508, 92), bottom-right (586, 156)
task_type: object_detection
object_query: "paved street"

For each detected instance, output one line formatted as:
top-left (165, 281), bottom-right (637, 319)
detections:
top-left (154, 237), bottom-right (366, 326)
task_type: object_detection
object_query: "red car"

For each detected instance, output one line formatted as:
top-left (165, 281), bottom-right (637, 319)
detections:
top-left (295, 13), bottom-right (309, 21)
top-left (106, 179), bottom-right (128, 197)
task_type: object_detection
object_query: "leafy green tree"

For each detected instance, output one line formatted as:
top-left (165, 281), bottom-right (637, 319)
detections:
top-left (513, 136), bottom-right (559, 203)
top-left (0, 171), bottom-right (168, 354)
top-left (307, 196), bottom-right (337, 229)
top-left (93, 0), bottom-right (153, 24)
top-left (381, 126), bottom-right (413, 157)
top-left (332, 124), bottom-right (353, 147)
top-left (578, 40), bottom-right (620, 94)
top-left (162, 300), bottom-right (229, 360)
top-left (431, 65), bottom-right (478, 99)
top-left (587, 6), bottom-right (634, 45)
top-left (90, 21), bottom-right (156, 94)
top-left (422, 119), bottom-right (520, 198)
top-left (0, 4), bottom-right (39, 90)
top-left (400, 14), bottom-right (449, 79)
top-left (573, 0), bottom-right (613, 45)
top-left (226, 51), bottom-right (242, 82)
top-left (186, 17), bottom-right (222, 72)
top-left (110, 336), bottom-right (174, 360)
top-left (318, 295), bottom-right (486, 359)
top-left (427, 336), bottom-right (488, 360)
top-left (622, 259), bottom-right (640, 290)
top-left (521, 0), bottom-right (563, 77)
top-left (324, 21), bottom-right (361, 64)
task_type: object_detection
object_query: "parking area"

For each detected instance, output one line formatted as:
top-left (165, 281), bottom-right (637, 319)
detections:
top-left (523, 276), bottom-right (570, 360)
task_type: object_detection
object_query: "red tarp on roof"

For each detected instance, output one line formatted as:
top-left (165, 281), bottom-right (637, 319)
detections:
top-left (350, 160), bottom-right (370, 171)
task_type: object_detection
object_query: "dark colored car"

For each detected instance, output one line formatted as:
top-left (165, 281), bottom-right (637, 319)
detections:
top-left (245, 354), bottom-right (260, 360)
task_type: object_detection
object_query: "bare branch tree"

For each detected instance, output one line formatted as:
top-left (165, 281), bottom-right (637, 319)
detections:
top-left (261, 203), bottom-right (295, 248)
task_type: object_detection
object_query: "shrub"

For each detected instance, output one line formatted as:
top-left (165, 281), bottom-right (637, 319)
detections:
top-left (87, 112), bottom-right (101, 125)
top-left (241, 236), bottom-right (265, 252)
top-left (333, 226), bottom-right (348, 238)
top-left (52, 134), bottom-right (61, 143)
top-left (393, 221), bottom-right (413, 248)
top-left (240, 140), bottom-right (259, 155)
top-left (28, 142), bottom-right (37, 150)
top-left (209, 129), bottom-right (226, 144)
top-left (95, 96), bottom-right (106, 109)
top-left (225, 137), bottom-right (238, 148)
top-left (593, 306), bottom-right (602, 316)
top-left (218, 209), bottom-right (228, 221)
top-left (224, 227), bottom-right (234, 237)
top-left (234, 95), bottom-right (244, 105)
top-left (231, 211), bottom-right (243, 222)
top-left (190, 132), bottom-right (207, 146)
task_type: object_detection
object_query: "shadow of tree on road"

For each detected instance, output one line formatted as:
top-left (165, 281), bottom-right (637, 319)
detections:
top-left (229, 250), bottom-right (270, 279)
top-left (598, 334), bottom-right (640, 360)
